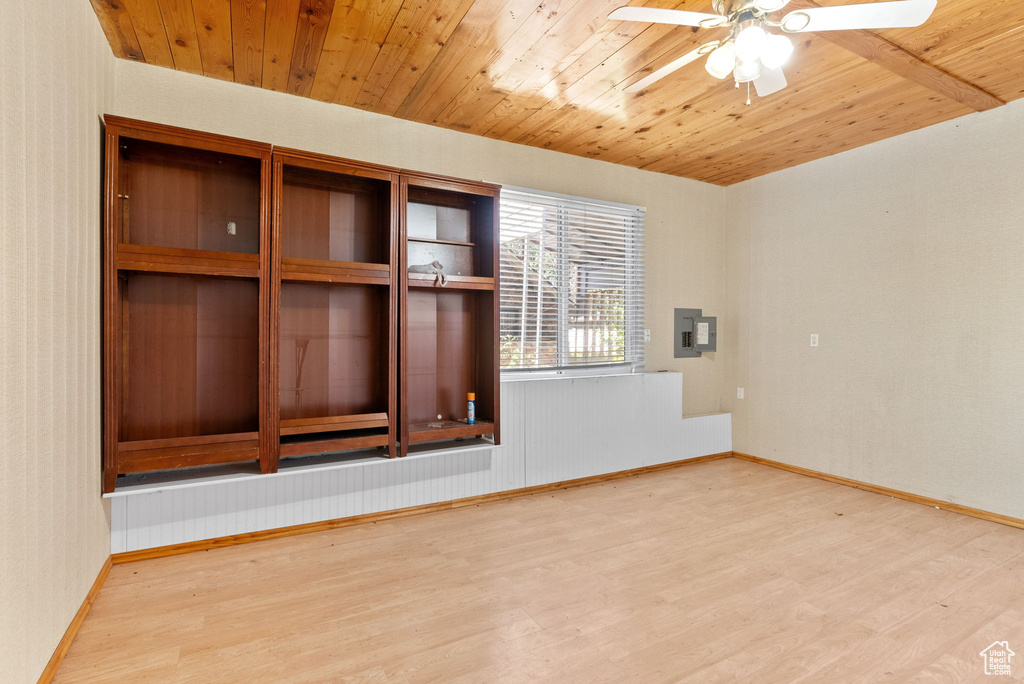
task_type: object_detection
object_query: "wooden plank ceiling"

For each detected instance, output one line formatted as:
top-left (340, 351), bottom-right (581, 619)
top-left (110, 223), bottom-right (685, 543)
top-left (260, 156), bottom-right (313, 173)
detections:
top-left (89, 0), bottom-right (1024, 185)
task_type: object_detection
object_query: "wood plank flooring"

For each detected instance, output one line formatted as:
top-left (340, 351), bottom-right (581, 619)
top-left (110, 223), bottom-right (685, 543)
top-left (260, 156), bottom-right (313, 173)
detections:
top-left (56, 459), bottom-right (1024, 682)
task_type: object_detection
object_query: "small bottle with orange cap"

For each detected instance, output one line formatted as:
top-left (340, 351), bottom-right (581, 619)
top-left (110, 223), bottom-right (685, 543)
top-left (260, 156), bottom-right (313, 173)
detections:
top-left (466, 392), bottom-right (476, 425)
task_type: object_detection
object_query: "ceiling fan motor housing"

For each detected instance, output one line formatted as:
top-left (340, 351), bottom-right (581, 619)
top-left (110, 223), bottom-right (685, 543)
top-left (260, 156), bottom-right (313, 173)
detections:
top-left (714, 0), bottom-right (769, 20)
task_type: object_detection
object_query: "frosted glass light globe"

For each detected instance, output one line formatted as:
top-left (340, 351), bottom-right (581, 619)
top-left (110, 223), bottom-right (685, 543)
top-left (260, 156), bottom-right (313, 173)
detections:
top-left (760, 33), bottom-right (794, 69)
top-left (733, 58), bottom-right (763, 83)
top-left (705, 42), bottom-right (737, 80)
top-left (734, 24), bottom-right (767, 62)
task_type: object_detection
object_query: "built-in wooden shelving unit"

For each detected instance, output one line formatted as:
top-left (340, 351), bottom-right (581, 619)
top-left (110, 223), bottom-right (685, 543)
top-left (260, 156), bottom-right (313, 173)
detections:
top-left (269, 148), bottom-right (399, 470)
top-left (400, 174), bottom-right (500, 449)
top-left (102, 117), bottom-right (272, 493)
top-left (102, 117), bottom-right (499, 492)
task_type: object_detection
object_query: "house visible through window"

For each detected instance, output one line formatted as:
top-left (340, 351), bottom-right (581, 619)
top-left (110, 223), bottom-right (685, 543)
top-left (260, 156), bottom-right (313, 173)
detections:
top-left (499, 187), bottom-right (645, 373)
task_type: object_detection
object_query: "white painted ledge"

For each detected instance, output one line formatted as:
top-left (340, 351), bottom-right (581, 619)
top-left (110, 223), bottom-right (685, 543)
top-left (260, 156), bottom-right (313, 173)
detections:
top-left (105, 439), bottom-right (499, 499)
top-left (110, 374), bottom-right (731, 553)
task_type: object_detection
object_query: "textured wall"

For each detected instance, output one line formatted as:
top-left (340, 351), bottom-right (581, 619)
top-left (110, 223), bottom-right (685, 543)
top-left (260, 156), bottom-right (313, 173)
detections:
top-left (111, 60), bottom-right (730, 416)
top-left (723, 99), bottom-right (1024, 518)
top-left (0, 2), bottom-right (114, 682)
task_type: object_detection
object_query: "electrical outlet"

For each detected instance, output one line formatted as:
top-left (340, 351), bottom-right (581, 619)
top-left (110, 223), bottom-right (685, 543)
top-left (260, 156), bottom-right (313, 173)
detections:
top-left (810, 334), bottom-right (819, 347)
top-left (643, 329), bottom-right (651, 342)
top-left (737, 387), bottom-right (744, 399)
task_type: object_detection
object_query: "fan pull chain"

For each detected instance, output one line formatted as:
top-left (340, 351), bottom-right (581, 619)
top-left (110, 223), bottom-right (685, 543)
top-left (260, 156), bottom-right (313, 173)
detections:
top-left (733, 79), bottom-right (752, 106)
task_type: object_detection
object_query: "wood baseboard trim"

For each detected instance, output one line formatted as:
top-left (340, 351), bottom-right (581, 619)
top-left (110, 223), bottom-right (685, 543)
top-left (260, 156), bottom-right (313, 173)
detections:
top-left (111, 451), bottom-right (732, 564)
top-left (731, 451), bottom-right (1024, 531)
top-left (37, 555), bottom-right (112, 684)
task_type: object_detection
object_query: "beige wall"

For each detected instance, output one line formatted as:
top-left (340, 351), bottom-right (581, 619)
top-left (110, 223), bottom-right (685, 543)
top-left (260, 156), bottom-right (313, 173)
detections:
top-left (111, 60), bottom-right (731, 416)
top-left (723, 98), bottom-right (1024, 519)
top-left (0, 2), bottom-right (114, 682)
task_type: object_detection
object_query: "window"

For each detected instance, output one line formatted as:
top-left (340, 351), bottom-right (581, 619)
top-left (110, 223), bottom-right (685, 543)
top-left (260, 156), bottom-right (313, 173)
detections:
top-left (499, 186), bottom-right (644, 373)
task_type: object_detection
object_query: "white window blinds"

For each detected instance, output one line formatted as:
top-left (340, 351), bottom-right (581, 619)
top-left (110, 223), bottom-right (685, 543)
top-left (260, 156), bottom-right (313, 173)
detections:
top-left (499, 187), bottom-right (645, 372)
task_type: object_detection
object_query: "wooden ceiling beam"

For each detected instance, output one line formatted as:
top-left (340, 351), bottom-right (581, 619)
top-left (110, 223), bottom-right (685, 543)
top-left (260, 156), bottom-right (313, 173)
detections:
top-left (789, 0), bottom-right (1004, 112)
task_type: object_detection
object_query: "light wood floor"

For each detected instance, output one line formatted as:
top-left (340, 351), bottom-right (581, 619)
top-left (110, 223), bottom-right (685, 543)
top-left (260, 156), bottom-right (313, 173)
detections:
top-left (57, 459), bottom-right (1024, 683)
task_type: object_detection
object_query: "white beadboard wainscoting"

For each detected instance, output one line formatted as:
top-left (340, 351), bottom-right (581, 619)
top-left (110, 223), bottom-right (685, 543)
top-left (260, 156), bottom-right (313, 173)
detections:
top-left (109, 373), bottom-right (731, 554)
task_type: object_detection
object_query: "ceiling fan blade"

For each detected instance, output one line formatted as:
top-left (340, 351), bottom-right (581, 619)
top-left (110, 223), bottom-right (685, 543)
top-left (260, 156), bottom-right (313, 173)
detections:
top-left (753, 66), bottom-right (788, 97)
top-left (609, 6), bottom-right (726, 28)
top-left (781, 0), bottom-right (937, 32)
top-left (625, 45), bottom-right (711, 93)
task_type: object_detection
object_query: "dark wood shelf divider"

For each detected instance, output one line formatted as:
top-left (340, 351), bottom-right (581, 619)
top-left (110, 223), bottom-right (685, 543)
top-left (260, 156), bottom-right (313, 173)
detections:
top-left (407, 273), bottom-right (495, 291)
top-left (117, 437), bottom-right (260, 473)
top-left (280, 257), bottom-right (390, 285)
top-left (408, 421), bottom-right (497, 444)
top-left (118, 432), bottom-right (260, 452)
top-left (280, 413), bottom-right (389, 436)
top-left (407, 237), bottom-right (475, 247)
top-left (103, 119), bottom-right (500, 491)
top-left (279, 432), bottom-right (390, 459)
top-left (116, 244), bottom-right (260, 278)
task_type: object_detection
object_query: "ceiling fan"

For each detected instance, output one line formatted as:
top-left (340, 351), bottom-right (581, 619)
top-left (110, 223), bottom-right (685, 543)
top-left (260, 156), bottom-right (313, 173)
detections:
top-left (610, 0), bottom-right (938, 100)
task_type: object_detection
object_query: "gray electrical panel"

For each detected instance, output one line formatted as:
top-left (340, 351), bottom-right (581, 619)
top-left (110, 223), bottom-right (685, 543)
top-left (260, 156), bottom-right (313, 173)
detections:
top-left (674, 308), bottom-right (717, 358)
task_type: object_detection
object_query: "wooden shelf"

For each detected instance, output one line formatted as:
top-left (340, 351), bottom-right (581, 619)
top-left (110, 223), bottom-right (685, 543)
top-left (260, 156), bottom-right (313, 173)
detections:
top-left (117, 433), bottom-right (259, 473)
top-left (407, 273), bottom-right (494, 290)
top-left (280, 413), bottom-right (388, 436)
top-left (407, 237), bottom-right (474, 247)
top-left (119, 432), bottom-right (259, 451)
top-left (408, 421), bottom-right (495, 443)
top-left (117, 244), bottom-right (259, 278)
top-left (280, 430), bottom-right (389, 458)
top-left (280, 257), bottom-right (389, 285)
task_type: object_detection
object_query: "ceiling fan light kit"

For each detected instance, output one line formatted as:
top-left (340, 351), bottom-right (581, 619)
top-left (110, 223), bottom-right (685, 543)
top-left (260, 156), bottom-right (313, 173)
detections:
top-left (705, 42), bottom-right (737, 79)
top-left (734, 21), bottom-right (768, 61)
top-left (610, 0), bottom-right (938, 99)
top-left (734, 56), bottom-right (763, 83)
top-left (761, 32), bottom-right (795, 69)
